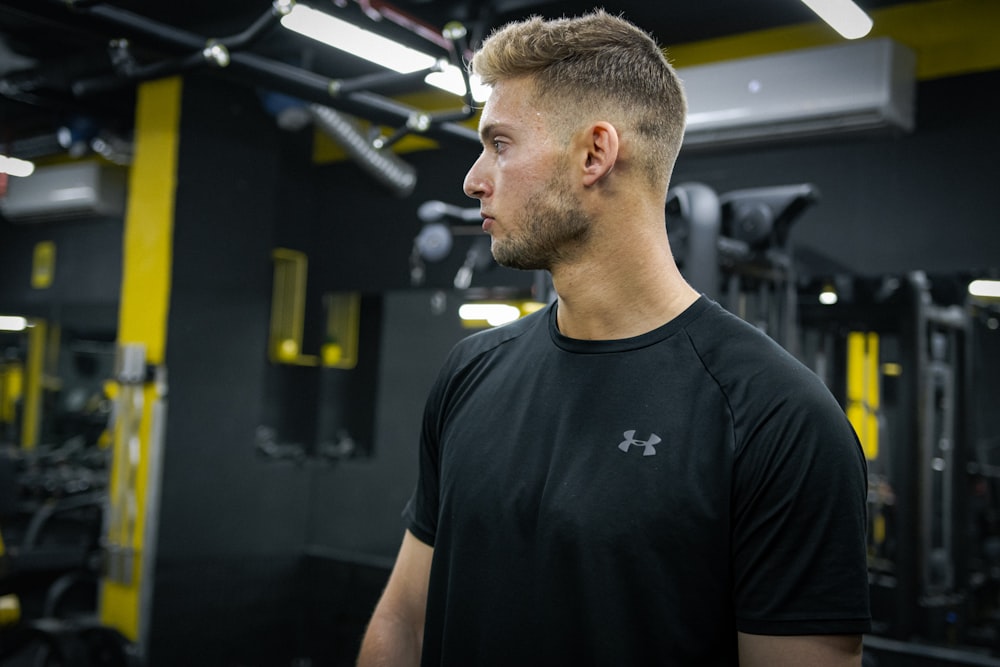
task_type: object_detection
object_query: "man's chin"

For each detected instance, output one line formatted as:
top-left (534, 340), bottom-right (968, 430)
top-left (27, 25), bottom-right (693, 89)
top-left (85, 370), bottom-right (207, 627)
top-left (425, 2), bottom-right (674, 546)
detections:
top-left (491, 240), bottom-right (552, 272)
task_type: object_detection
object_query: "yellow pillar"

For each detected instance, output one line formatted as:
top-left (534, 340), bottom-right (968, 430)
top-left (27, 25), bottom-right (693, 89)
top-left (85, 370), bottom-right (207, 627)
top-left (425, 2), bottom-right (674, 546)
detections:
top-left (99, 76), bottom-right (181, 648)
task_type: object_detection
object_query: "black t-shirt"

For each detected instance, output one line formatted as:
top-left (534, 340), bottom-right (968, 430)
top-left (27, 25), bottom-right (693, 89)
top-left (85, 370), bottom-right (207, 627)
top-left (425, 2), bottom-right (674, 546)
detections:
top-left (406, 297), bottom-right (871, 666)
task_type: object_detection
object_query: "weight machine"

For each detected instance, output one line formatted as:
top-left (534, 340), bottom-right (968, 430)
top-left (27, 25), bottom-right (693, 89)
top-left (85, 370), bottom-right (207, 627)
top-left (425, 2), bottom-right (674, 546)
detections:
top-left (666, 181), bottom-right (818, 350)
top-left (799, 272), bottom-right (1000, 662)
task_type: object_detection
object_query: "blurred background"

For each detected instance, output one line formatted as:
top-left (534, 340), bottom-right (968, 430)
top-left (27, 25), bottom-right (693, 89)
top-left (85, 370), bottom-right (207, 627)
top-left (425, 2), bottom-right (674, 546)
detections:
top-left (0, 0), bottom-right (998, 664)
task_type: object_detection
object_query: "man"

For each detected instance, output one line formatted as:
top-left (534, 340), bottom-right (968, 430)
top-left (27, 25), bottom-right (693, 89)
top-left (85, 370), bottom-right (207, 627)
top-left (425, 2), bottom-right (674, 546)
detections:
top-left (358, 10), bottom-right (870, 666)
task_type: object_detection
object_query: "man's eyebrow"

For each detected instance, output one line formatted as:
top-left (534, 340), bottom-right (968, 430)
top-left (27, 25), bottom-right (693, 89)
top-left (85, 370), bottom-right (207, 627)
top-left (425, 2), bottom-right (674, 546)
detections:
top-left (478, 123), bottom-right (504, 143)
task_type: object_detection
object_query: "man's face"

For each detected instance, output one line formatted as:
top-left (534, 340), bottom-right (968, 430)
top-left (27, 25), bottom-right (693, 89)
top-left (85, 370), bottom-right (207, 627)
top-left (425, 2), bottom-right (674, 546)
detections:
top-left (463, 78), bottom-right (592, 271)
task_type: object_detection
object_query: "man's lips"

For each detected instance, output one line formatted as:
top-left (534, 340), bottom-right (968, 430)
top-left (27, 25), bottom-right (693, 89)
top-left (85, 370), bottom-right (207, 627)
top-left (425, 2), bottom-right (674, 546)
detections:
top-left (481, 214), bottom-right (495, 232)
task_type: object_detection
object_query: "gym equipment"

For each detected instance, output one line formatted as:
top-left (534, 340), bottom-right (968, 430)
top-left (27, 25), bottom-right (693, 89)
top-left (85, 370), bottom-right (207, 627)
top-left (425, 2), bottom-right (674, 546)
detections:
top-left (410, 200), bottom-right (492, 288)
top-left (666, 182), bottom-right (818, 349)
top-left (800, 272), bottom-right (1000, 659)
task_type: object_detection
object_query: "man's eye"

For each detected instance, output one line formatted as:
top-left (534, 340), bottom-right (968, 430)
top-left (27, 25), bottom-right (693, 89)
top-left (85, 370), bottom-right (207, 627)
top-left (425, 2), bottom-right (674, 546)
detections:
top-left (492, 140), bottom-right (506, 153)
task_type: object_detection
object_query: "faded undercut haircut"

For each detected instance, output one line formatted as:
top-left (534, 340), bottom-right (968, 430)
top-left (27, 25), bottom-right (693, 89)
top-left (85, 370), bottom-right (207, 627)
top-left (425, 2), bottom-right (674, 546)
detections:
top-left (470, 9), bottom-right (687, 191)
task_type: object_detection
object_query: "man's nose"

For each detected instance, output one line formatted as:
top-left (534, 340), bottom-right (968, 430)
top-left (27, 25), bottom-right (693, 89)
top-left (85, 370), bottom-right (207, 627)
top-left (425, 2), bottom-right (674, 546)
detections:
top-left (463, 156), bottom-right (489, 200)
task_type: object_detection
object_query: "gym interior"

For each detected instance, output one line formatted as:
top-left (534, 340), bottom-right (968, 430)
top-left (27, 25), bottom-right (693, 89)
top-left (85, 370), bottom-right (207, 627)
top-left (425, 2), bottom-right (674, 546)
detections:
top-left (0, 0), bottom-right (998, 665)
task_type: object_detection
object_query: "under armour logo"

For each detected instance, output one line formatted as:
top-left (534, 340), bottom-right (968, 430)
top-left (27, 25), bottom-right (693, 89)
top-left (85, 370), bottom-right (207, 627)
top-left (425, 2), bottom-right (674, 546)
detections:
top-left (618, 430), bottom-right (661, 456)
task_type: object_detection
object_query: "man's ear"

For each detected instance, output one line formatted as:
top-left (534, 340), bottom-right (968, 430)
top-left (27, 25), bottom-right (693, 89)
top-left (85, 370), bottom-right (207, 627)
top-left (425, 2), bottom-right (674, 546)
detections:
top-left (582, 122), bottom-right (619, 187)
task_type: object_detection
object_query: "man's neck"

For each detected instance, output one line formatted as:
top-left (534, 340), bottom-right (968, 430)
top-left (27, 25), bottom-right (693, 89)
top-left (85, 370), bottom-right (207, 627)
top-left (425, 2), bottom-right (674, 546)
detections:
top-left (550, 227), bottom-right (700, 341)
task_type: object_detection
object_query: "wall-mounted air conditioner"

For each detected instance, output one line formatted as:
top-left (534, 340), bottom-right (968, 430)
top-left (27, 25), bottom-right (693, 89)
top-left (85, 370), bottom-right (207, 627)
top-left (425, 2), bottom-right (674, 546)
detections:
top-left (0, 161), bottom-right (127, 222)
top-left (678, 37), bottom-right (916, 150)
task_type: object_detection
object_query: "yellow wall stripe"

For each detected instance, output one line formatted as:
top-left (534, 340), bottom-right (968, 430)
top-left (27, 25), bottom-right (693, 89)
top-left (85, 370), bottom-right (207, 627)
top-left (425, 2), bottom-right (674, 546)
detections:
top-left (0, 360), bottom-right (23, 424)
top-left (117, 77), bottom-right (181, 365)
top-left (665, 0), bottom-right (1000, 81)
top-left (100, 76), bottom-right (181, 643)
top-left (19, 320), bottom-right (46, 450)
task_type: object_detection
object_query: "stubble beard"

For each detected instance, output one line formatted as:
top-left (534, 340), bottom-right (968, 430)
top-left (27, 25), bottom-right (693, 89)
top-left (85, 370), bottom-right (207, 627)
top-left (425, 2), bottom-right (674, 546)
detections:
top-left (490, 179), bottom-right (592, 272)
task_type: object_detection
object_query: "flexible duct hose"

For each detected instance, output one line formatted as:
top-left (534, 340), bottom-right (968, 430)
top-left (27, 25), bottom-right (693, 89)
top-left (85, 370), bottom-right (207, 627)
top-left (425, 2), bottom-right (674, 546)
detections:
top-left (309, 103), bottom-right (417, 198)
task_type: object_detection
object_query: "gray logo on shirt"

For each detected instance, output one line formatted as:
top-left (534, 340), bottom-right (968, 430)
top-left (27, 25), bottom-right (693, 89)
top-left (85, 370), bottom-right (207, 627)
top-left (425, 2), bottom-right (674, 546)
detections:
top-left (618, 430), bottom-right (661, 456)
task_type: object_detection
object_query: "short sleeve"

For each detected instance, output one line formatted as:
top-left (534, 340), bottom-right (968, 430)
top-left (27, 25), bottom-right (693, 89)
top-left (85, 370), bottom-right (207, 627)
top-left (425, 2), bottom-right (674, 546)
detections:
top-left (731, 376), bottom-right (872, 635)
top-left (402, 365), bottom-right (447, 547)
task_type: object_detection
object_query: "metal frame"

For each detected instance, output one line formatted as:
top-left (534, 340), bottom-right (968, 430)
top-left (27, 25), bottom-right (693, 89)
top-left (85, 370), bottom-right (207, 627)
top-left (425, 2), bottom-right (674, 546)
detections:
top-left (5, 0), bottom-right (479, 147)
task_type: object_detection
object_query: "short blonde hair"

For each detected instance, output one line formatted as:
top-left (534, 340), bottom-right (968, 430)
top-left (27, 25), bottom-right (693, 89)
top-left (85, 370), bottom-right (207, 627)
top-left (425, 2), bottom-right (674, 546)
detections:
top-left (471, 10), bottom-right (687, 190)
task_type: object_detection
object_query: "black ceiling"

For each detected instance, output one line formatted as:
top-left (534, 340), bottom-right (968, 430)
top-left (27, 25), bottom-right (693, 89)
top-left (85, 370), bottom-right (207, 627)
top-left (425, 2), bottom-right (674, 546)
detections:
top-left (0, 0), bottom-right (921, 151)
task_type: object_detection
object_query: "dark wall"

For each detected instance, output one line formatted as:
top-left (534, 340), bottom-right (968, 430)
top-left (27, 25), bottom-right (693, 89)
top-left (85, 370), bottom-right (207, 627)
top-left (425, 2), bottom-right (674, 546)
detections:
top-left (158, 75), bottom-right (312, 559)
top-left (0, 214), bottom-right (121, 331)
top-left (148, 75), bottom-right (315, 665)
top-left (299, 289), bottom-right (472, 665)
top-left (306, 289), bottom-right (469, 556)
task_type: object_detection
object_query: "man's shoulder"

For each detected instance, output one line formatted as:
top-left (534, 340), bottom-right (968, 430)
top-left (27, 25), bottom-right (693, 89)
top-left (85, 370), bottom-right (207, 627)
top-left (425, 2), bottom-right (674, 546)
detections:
top-left (684, 299), bottom-right (781, 358)
top-left (685, 300), bottom-right (834, 402)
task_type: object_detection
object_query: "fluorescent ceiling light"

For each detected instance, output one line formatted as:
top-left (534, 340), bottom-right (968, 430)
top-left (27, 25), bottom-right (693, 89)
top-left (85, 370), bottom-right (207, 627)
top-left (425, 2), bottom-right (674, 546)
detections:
top-left (969, 279), bottom-right (1000, 298)
top-left (0, 316), bottom-right (28, 331)
top-left (0, 154), bottom-right (35, 177)
top-left (800, 0), bottom-right (873, 39)
top-left (281, 4), bottom-right (490, 101)
top-left (426, 67), bottom-right (491, 102)
top-left (459, 303), bottom-right (521, 327)
top-left (282, 5), bottom-right (435, 73)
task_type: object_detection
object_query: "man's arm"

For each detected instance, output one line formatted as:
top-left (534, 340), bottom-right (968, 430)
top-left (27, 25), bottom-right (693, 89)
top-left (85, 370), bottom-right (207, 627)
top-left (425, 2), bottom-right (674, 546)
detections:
top-left (357, 530), bottom-right (433, 667)
top-left (738, 632), bottom-right (863, 667)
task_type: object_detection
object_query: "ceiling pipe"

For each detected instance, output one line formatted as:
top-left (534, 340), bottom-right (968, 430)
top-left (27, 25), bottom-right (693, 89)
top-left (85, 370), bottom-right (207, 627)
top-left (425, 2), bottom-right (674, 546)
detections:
top-left (72, 45), bottom-right (220, 97)
top-left (0, 1), bottom-right (479, 167)
top-left (230, 53), bottom-right (477, 143)
top-left (50, 0), bottom-right (478, 144)
top-left (216, 0), bottom-right (291, 51)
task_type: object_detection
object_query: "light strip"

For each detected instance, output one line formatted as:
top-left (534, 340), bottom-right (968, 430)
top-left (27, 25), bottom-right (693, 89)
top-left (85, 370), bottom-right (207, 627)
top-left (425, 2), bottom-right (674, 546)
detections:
top-left (969, 279), bottom-right (1000, 298)
top-left (0, 154), bottom-right (35, 177)
top-left (800, 0), bottom-right (873, 39)
top-left (281, 4), bottom-right (490, 101)
top-left (282, 5), bottom-right (436, 73)
top-left (459, 303), bottom-right (521, 327)
top-left (426, 68), bottom-right (491, 101)
top-left (0, 316), bottom-right (28, 332)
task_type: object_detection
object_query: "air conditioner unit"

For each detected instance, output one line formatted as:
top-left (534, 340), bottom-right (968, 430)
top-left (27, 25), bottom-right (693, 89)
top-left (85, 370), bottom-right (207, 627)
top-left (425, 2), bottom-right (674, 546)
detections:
top-left (0, 161), bottom-right (127, 222)
top-left (678, 38), bottom-right (916, 150)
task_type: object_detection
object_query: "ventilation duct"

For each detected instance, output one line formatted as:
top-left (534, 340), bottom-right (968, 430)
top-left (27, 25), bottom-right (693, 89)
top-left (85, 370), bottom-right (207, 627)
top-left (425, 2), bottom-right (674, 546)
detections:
top-left (679, 37), bottom-right (916, 150)
top-left (308, 104), bottom-right (417, 198)
top-left (0, 162), bottom-right (126, 222)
